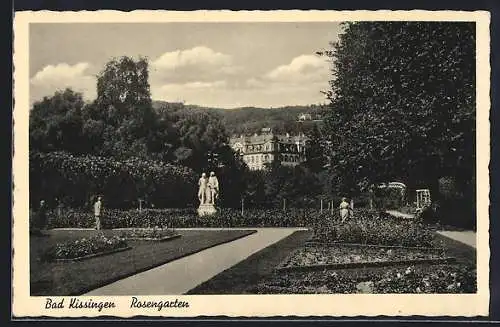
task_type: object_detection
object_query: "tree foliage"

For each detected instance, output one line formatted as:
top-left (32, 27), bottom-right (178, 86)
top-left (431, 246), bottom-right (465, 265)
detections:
top-left (30, 57), bottom-right (231, 172)
top-left (321, 22), bottom-right (475, 195)
top-left (240, 164), bottom-right (323, 208)
top-left (153, 101), bottom-right (327, 136)
top-left (29, 56), bottom-right (253, 208)
top-left (30, 89), bottom-right (85, 153)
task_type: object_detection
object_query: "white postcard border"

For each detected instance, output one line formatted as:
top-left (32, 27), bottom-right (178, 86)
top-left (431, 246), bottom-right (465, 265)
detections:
top-left (12, 10), bottom-right (491, 318)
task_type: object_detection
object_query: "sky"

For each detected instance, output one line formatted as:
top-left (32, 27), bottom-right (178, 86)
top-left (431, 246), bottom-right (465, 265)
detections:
top-left (29, 23), bottom-right (342, 109)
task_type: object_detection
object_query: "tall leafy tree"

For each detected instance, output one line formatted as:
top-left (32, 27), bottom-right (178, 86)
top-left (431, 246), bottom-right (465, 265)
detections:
top-left (88, 56), bottom-right (158, 159)
top-left (305, 124), bottom-right (327, 172)
top-left (167, 108), bottom-right (229, 171)
top-left (320, 22), bottom-right (475, 194)
top-left (30, 88), bottom-right (85, 153)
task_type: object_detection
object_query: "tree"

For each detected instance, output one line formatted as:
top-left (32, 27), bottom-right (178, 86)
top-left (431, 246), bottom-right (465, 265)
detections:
top-left (30, 88), bottom-right (85, 153)
top-left (168, 108), bottom-right (229, 171)
top-left (320, 22), bottom-right (475, 196)
top-left (86, 56), bottom-right (159, 159)
top-left (304, 124), bottom-right (326, 172)
top-left (214, 145), bottom-right (249, 208)
top-left (95, 56), bottom-right (152, 115)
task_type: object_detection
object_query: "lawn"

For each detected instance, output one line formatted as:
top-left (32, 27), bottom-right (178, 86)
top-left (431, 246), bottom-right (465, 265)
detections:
top-left (30, 229), bottom-right (256, 296)
top-left (187, 230), bottom-right (312, 294)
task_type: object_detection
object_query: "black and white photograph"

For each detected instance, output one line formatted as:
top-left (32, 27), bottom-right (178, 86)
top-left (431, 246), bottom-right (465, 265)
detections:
top-left (12, 10), bottom-right (490, 317)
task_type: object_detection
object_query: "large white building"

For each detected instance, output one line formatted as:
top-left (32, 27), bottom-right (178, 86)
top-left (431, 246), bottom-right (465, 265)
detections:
top-left (229, 128), bottom-right (309, 170)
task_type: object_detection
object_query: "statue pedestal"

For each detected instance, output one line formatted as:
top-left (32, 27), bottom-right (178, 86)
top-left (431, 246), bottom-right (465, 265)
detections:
top-left (197, 203), bottom-right (217, 217)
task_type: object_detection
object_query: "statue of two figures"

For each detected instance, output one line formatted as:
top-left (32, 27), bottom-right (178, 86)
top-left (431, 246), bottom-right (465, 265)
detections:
top-left (197, 171), bottom-right (219, 216)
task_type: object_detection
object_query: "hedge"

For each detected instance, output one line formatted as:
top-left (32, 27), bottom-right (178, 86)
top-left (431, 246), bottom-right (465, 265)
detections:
top-left (46, 208), bottom-right (435, 238)
top-left (46, 208), bottom-right (335, 229)
top-left (29, 151), bottom-right (197, 209)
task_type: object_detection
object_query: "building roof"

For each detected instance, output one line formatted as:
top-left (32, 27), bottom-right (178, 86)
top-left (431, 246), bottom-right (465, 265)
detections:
top-left (229, 128), bottom-right (309, 145)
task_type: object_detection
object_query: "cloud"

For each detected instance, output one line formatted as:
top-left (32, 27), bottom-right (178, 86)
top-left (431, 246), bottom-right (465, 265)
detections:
top-left (31, 62), bottom-right (90, 84)
top-left (152, 80), bottom-right (228, 104)
top-left (30, 62), bottom-right (96, 104)
top-left (152, 46), bottom-right (232, 70)
top-left (265, 54), bottom-right (330, 83)
top-left (156, 80), bottom-right (227, 93)
top-left (28, 53), bottom-right (331, 109)
top-left (245, 78), bottom-right (266, 89)
top-left (150, 46), bottom-right (241, 85)
top-left (151, 53), bottom-right (331, 108)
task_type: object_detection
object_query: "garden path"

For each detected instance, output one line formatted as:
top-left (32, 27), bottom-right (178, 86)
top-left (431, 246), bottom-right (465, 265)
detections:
top-left (385, 210), bottom-right (415, 219)
top-left (84, 228), bottom-right (306, 295)
top-left (437, 231), bottom-right (476, 249)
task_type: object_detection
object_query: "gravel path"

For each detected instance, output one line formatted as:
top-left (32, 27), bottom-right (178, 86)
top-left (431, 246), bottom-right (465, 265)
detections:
top-left (84, 228), bottom-right (305, 295)
top-left (385, 210), bottom-right (416, 219)
top-left (437, 231), bottom-right (476, 249)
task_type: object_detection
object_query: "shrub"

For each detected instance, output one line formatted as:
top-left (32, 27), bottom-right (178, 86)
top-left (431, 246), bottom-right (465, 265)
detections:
top-left (30, 151), bottom-right (197, 209)
top-left (311, 209), bottom-right (436, 247)
top-left (47, 207), bottom-right (333, 229)
top-left (47, 208), bottom-right (95, 228)
top-left (119, 228), bottom-right (178, 240)
top-left (435, 199), bottom-right (476, 230)
top-left (253, 263), bottom-right (476, 294)
top-left (43, 234), bottom-right (128, 261)
top-left (418, 205), bottom-right (438, 224)
top-left (436, 176), bottom-right (476, 230)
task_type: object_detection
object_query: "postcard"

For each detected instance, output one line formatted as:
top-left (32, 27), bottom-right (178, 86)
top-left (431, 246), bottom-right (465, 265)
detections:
top-left (12, 10), bottom-right (490, 318)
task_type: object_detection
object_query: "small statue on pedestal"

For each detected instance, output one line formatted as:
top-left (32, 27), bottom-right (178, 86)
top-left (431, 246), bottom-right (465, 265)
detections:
top-left (208, 171), bottom-right (219, 205)
top-left (198, 173), bottom-right (208, 205)
top-left (197, 171), bottom-right (219, 217)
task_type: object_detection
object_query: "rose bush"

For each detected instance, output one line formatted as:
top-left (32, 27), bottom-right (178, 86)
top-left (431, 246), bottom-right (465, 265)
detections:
top-left (119, 227), bottom-right (178, 240)
top-left (311, 208), bottom-right (436, 247)
top-left (252, 263), bottom-right (476, 294)
top-left (280, 245), bottom-right (447, 268)
top-left (48, 208), bottom-right (195, 229)
top-left (47, 207), bottom-right (332, 228)
top-left (43, 234), bottom-right (128, 261)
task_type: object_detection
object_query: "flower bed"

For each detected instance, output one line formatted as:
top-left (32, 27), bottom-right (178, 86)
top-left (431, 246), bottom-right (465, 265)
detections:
top-left (118, 228), bottom-right (181, 241)
top-left (304, 241), bottom-right (445, 251)
top-left (251, 263), bottom-right (476, 294)
top-left (43, 234), bottom-right (130, 261)
top-left (278, 245), bottom-right (450, 271)
top-left (311, 209), bottom-right (437, 247)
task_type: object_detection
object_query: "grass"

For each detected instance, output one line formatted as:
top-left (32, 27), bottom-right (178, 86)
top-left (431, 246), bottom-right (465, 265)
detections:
top-left (186, 230), bottom-right (312, 294)
top-left (30, 229), bottom-right (256, 296)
